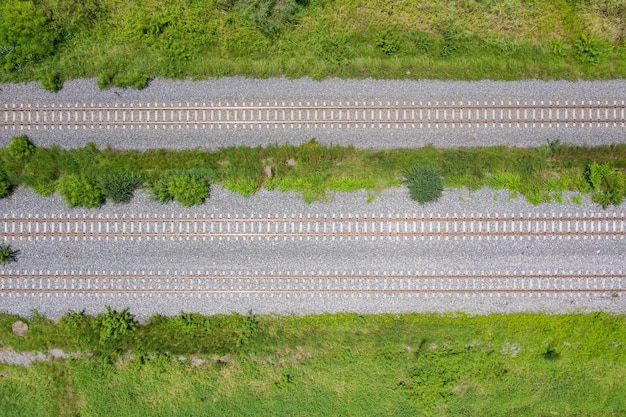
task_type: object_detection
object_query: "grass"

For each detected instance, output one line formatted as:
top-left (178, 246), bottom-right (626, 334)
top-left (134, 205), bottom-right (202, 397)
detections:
top-left (0, 311), bottom-right (625, 416)
top-left (2, 136), bottom-right (626, 207)
top-left (1, 0), bottom-right (626, 87)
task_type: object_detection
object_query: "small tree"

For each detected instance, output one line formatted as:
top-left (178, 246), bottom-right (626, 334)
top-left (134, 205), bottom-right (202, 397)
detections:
top-left (56, 174), bottom-right (105, 208)
top-left (167, 174), bottom-right (209, 206)
top-left (404, 165), bottom-right (444, 204)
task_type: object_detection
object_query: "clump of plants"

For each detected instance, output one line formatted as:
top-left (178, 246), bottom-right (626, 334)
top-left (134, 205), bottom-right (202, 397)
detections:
top-left (404, 165), bottom-right (444, 204)
top-left (0, 243), bottom-right (18, 264)
top-left (95, 306), bottom-right (137, 345)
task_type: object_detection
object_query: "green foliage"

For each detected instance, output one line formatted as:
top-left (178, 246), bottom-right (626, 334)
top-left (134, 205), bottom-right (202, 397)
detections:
top-left (313, 33), bottom-right (354, 65)
top-left (56, 174), bottom-right (104, 208)
top-left (95, 306), bottom-right (136, 345)
top-left (99, 170), bottom-right (142, 204)
top-left (167, 174), bottom-right (209, 206)
top-left (404, 165), bottom-right (444, 204)
top-left (376, 29), bottom-right (401, 55)
top-left (584, 162), bottom-right (612, 190)
top-left (224, 176), bottom-right (259, 196)
top-left (0, 170), bottom-right (13, 198)
top-left (5, 135), bottom-right (36, 161)
top-left (0, 243), bottom-right (18, 264)
top-left (0, 0), bottom-right (59, 70)
top-left (573, 34), bottom-right (610, 64)
top-left (148, 177), bottom-right (173, 203)
top-left (38, 70), bottom-right (63, 92)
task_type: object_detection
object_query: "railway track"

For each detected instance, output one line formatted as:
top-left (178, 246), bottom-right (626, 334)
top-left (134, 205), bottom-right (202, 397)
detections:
top-left (3, 100), bottom-right (625, 130)
top-left (1, 270), bottom-right (623, 297)
top-left (2, 212), bottom-right (624, 241)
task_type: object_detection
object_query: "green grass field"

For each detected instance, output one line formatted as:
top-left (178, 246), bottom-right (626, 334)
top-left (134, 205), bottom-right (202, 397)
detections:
top-left (1, 311), bottom-right (625, 416)
top-left (2, 136), bottom-right (626, 207)
top-left (1, 0), bottom-right (625, 88)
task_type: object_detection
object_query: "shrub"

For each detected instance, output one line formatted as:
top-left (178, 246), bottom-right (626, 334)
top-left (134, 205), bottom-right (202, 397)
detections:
top-left (6, 135), bottom-right (36, 161)
top-left (376, 30), bottom-right (401, 55)
top-left (56, 174), bottom-right (105, 208)
top-left (148, 177), bottom-right (173, 203)
top-left (167, 174), bottom-right (209, 206)
top-left (404, 165), bottom-right (444, 204)
top-left (38, 70), bottom-right (63, 92)
top-left (99, 170), bottom-right (142, 204)
top-left (0, 0), bottom-right (59, 70)
top-left (574, 34), bottom-right (610, 64)
top-left (224, 177), bottom-right (259, 196)
top-left (0, 243), bottom-right (18, 264)
top-left (584, 162), bottom-right (612, 190)
top-left (95, 306), bottom-right (137, 344)
top-left (0, 170), bottom-right (13, 198)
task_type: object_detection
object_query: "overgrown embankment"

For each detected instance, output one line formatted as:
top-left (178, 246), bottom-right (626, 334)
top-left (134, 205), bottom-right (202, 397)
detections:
top-left (1, 0), bottom-right (625, 89)
top-left (1, 135), bottom-right (625, 207)
top-left (1, 310), bottom-right (625, 416)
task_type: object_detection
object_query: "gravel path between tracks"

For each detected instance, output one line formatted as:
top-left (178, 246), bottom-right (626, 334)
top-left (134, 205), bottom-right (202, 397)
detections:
top-left (1, 77), bottom-right (625, 149)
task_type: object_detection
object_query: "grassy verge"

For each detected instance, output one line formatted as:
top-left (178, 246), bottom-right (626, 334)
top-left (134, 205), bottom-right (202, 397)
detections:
top-left (0, 310), bottom-right (625, 416)
top-left (1, 136), bottom-right (626, 207)
top-left (0, 0), bottom-right (625, 88)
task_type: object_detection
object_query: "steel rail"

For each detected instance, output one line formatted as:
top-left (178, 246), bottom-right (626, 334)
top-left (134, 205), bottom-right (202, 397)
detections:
top-left (1, 270), bottom-right (623, 295)
top-left (2, 213), bottom-right (624, 240)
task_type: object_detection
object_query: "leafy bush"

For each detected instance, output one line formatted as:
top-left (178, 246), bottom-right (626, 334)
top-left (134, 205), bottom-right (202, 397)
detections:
top-left (224, 177), bottom-right (259, 196)
top-left (56, 174), bottom-right (105, 208)
top-left (584, 162), bottom-right (612, 190)
top-left (38, 70), bottom-right (63, 92)
top-left (404, 165), bottom-right (444, 204)
top-left (95, 306), bottom-right (137, 344)
top-left (99, 170), bottom-right (142, 203)
top-left (0, 170), bottom-right (13, 198)
top-left (376, 30), bottom-right (401, 55)
top-left (0, 0), bottom-right (59, 69)
top-left (574, 34), bottom-right (610, 64)
top-left (0, 243), bottom-right (18, 264)
top-left (167, 174), bottom-right (209, 206)
top-left (6, 135), bottom-right (36, 161)
top-left (148, 177), bottom-right (173, 203)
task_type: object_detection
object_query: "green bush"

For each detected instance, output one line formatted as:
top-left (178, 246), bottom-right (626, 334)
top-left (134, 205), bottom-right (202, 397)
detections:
top-left (584, 162), bottom-right (612, 190)
top-left (99, 170), bottom-right (141, 203)
top-left (56, 174), bottom-right (105, 208)
top-left (0, 243), bottom-right (18, 264)
top-left (0, 170), bottom-right (13, 198)
top-left (5, 135), bottom-right (36, 161)
top-left (95, 306), bottom-right (136, 345)
top-left (167, 174), bottom-right (209, 206)
top-left (38, 70), bottom-right (63, 92)
top-left (404, 165), bottom-right (444, 204)
top-left (0, 0), bottom-right (59, 70)
top-left (574, 34), bottom-right (610, 64)
top-left (376, 30), bottom-right (401, 55)
top-left (148, 177), bottom-right (173, 203)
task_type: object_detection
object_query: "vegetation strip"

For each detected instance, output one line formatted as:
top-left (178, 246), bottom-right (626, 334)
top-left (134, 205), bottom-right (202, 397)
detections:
top-left (1, 135), bottom-right (625, 207)
top-left (1, 0), bottom-right (626, 88)
top-left (0, 310), bottom-right (625, 416)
